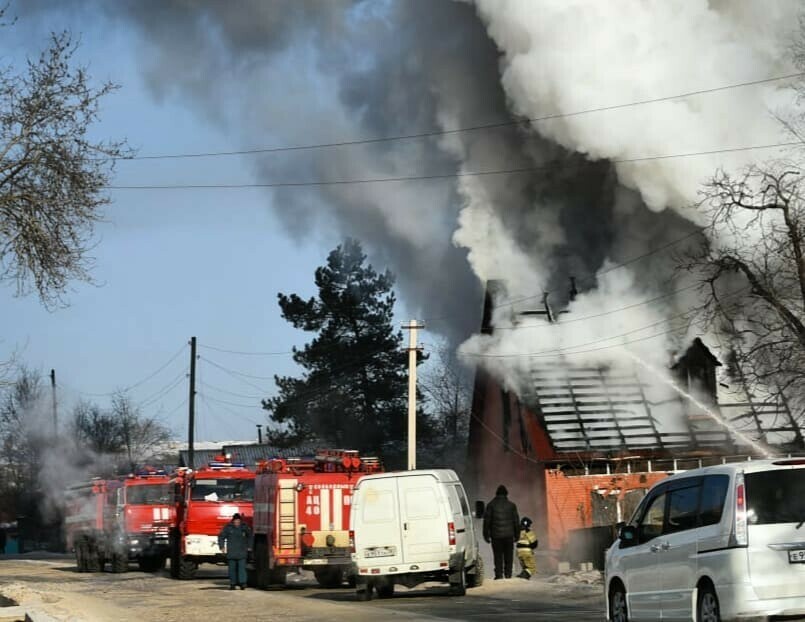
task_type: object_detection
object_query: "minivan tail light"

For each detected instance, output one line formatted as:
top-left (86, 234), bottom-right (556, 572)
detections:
top-left (349, 530), bottom-right (355, 554)
top-left (448, 522), bottom-right (456, 546)
top-left (732, 472), bottom-right (748, 547)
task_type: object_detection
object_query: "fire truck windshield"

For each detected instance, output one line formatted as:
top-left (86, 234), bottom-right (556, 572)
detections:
top-left (126, 484), bottom-right (172, 505)
top-left (191, 478), bottom-right (254, 502)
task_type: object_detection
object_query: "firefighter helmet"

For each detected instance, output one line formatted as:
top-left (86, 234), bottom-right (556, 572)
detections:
top-left (521, 516), bottom-right (533, 529)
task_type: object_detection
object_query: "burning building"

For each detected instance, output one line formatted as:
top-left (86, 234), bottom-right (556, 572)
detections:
top-left (465, 282), bottom-right (805, 571)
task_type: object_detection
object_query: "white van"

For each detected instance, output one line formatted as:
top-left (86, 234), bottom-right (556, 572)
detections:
top-left (605, 458), bottom-right (805, 621)
top-left (349, 469), bottom-right (484, 600)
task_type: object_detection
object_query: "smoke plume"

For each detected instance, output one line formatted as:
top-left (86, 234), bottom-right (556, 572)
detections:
top-left (14, 1), bottom-right (804, 401)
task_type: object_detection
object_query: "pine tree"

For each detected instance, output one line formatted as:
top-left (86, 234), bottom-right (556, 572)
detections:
top-left (263, 239), bottom-right (425, 464)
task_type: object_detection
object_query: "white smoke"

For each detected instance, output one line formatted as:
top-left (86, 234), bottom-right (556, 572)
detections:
top-left (456, 0), bottom-right (802, 396)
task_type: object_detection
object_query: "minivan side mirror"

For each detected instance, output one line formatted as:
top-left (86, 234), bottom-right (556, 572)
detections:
top-left (475, 500), bottom-right (485, 519)
top-left (618, 524), bottom-right (637, 547)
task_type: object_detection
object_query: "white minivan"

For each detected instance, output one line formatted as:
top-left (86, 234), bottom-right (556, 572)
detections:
top-left (605, 458), bottom-right (805, 621)
top-left (349, 469), bottom-right (484, 600)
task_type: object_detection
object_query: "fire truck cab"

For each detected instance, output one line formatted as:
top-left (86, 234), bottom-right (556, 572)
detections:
top-left (63, 469), bottom-right (174, 573)
top-left (170, 457), bottom-right (255, 580)
top-left (253, 449), bottom-right (382, 588)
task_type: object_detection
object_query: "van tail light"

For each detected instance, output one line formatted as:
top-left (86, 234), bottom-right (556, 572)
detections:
top-left (448, 522), bottom-right (456, 546)
top-left (349, 530), bottom-right (355, 554)
top-left (731, 472), bottom-right (748, 547)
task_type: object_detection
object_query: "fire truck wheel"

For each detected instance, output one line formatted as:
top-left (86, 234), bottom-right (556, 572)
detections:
top-left (177, 556), bottom-right (198, 580)
top-left (467, 555), bottom-right (484, 588)
top-left (314, 568), bottom-right (344, 588)
top-left (347, 573), bottom-right (357, 588)
top-left (75, 542), bottom-right (87, 572)
top-left (85, 545), bottom-right (102, 573)
top-left (269, 567), bottom-right (287, 586)
top-left (111, 553), bottom-right (128, 573)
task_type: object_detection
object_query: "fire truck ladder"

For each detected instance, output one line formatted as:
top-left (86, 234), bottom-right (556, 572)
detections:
top-left (278, 484), bottom-right (297, 551)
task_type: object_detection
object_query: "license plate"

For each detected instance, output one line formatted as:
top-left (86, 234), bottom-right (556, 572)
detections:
top-left (304, 559), bottom-right (329, 565)
top-left (788, 549), bottom-right (805, 563)
top-left (364, 546), bottom-right (395, 558)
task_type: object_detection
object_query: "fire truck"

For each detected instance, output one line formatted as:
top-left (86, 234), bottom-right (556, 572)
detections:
top-left (63, 469), bottom-right (175, 573)
top-left (169, 456), bottom-right (255, 579)
top-left (252, 449), bottom-right (382, 588)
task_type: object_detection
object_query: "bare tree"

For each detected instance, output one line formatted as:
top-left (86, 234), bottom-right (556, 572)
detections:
top-left (0, 366), bottom-right (47, 518)
top-left (1, 14), bottom-right (129, 306)
top-left (420, 342), bottom-right (473, 470)
top-left (679, 165), bottom-right (805, 446)
top-left (70, 399), bottom-right (124, 455)
top-left (111, 392), bottom-right (171, 472)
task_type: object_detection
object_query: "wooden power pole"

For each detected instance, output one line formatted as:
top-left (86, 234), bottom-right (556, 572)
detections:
top-left (188, 336), bottom-right (197, 469)
top-left (403, 320), bottom-right (424, 470)
top-left (50, 369), bottom-right (57, 436)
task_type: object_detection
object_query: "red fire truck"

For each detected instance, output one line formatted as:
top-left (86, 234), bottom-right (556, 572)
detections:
top-left (169, 457), bottom-right (255, 580)
top-left (252, 449), bottom-right (382, 588)
top-left (63, 469), bottom-right (175, 573)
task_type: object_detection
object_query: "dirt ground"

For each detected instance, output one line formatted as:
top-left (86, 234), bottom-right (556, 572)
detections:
top-left (0, 555), bottom-right (605, 622)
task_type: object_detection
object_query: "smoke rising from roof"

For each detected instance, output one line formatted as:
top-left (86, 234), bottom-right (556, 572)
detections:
top-left (14, 1), bottom-right (802, 382)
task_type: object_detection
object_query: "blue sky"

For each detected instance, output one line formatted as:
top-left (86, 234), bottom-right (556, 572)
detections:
top-left (0, 6), bottom-right (423, 442)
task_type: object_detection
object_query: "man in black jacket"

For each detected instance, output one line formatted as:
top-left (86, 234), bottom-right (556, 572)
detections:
top-left (482, 484), bottom-right (520, 579)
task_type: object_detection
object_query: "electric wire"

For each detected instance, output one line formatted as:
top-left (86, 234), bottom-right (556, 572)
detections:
top-left (122, 72), bottom-right (804, 161)
top-left (198, 343), bottom-right (293, 356)
top-left (460, 285), bottom-right (749, 359)
top-left (199, 392), bottom-right (261, 426)
top-left (138, 369), bottom-right (188, 408)
top-left (59, 343), bottom-right (188, 397)
top-left (109, 140), bottom-right (803, 191)
top-left (197, 380), bottom-right (264, 401)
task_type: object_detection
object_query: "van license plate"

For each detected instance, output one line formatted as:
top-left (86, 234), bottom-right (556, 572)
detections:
top-left (788, 549), bottom-right (805, 563)
top-left (365, 547), bottom-right (395, 558)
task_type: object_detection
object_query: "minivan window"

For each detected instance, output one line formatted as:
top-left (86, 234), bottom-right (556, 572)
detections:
top-left (454, 485), bottom-right (470, 516)
top-left (745, 469), bottom-right (805, 525)
top-left (665, 484), bottom-right (700, 533)
top-left (699, 474), bottom-right (729, 526)
top-left (638, 492), bottom-right (666, 542)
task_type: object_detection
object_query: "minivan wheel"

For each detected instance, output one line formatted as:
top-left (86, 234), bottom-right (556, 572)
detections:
top-left (697, 584), bottom-right (720, 622)
top-left (609, 582), bottom-right (628, 622)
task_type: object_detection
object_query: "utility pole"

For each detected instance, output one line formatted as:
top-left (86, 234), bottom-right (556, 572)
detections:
top-left (402, 320), bottom-right (424, 470)
top-left (49, 369), bottom-right (57, 436)
top-left (256, 424), bottom-right (263, 444)
top-left (188, 337), bottom-right (197, 469)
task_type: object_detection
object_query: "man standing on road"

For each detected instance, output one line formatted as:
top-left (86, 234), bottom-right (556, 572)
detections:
top-left (483, 484), bottom-right (520, 580)
top-left (218, 513), bottom-right (252, 590)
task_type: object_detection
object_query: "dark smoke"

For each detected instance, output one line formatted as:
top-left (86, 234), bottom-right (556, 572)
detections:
top-left (14, 0), bottom-right (695, 346)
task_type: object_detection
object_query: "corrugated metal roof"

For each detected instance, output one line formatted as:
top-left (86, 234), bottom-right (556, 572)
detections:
top-left (178, 445), bottom-right (320, 469)
top-left (526, 364), bottom-right (730, 453)
top-left (222, 444), bottom-right (319, 467)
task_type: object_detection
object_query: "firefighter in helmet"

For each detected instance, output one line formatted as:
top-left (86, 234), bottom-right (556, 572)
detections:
top-left (516, 516), bottom-right (538, 580)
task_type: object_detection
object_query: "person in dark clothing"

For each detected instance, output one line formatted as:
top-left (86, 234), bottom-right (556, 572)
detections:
top-left (0, 527), bottom-right (6, 554)
top-left (482, 484), bottom-right (520, 579)
top-left (218, 513), bottom-right (252, 590)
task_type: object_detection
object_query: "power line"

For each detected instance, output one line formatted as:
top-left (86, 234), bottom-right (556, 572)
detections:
top-left (108, 141), bottom-right (803, 191)
top-left (121, 72), bottom-right (804, 161)
top-left (460, 286), bottom-right (749, 359)
top-left (57, 343), bottom-right (187, 397)
top-left (198, 343), bottom-right (293, 356)
top-left (490, 282), bottom-right (702, 330)
top-left (138, 369), bottom-right (188, 408)
top-left (198, 380), bottom-right (264, 401)
top-left (199, 392), bottom-right (262, 426)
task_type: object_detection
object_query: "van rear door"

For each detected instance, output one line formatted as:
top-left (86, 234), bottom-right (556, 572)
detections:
top-left (745, 465), bottom-right (805, 600)
top-left (398, 474), bottom-right (448, 564)
top-left (354, 477), bottom-right (404, 567)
